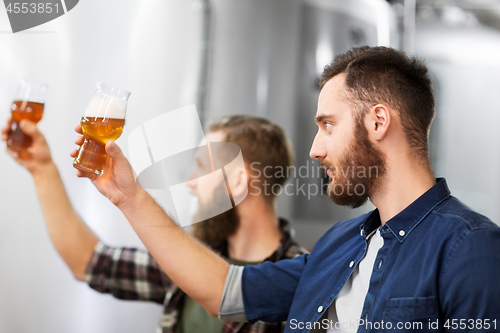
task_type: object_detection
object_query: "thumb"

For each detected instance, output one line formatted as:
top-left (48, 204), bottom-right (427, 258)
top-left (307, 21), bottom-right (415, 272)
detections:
top-left (105, 141), bottom-right (134, 176)
top-left (105, 140), bottom-right (126, 161)
top-left (19, 120), bottom-right (42, 142)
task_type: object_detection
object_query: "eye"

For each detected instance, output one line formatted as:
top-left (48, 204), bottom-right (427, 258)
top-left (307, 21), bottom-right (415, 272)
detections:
top-left (324, 122), bottom-right (334, 133)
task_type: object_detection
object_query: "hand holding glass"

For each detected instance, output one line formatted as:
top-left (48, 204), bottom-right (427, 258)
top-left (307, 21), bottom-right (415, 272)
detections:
top-left (73, 82), bottom-right (130, 175)
top-left (7, 79), bottom-right (48, 158)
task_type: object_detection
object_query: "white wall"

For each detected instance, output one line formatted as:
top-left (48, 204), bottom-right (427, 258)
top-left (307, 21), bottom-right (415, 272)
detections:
top-left (0, 1), bottom-right (201, 332)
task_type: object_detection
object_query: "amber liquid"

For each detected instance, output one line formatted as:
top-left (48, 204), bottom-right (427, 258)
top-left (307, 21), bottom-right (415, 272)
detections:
top-left (7, 101), bottom-right (44, 157)
top-left (73, 117), bottom-right (125, 175)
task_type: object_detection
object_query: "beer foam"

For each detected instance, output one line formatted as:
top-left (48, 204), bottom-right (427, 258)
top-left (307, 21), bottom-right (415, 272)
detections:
top-left (83, 94), bottom-right (127, 119)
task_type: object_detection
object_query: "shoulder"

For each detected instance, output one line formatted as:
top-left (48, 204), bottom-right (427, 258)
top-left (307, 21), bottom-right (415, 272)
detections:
top-left (429, 196), bottom-right (500, 254)
top-left (432, 199), bottom-right (500, 311)
top-left (432, 196), bottom-right (498, 232)
top-left (429, 196), bottom-right (500, 276)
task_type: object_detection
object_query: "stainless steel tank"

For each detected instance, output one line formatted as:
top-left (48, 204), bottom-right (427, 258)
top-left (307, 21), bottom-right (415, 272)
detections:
top-left (290, 0), bottom-right (398, 245)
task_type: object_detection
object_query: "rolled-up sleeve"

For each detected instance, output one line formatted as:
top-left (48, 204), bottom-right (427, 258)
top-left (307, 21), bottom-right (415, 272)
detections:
top-left (219, 265), bottom-right (246, 322)
top-left (243, 254), bottom-right (307, 323)
top-left (84, 242), bottom-right (169, 304)
top-left (219, 253), bottom-right (308, 324)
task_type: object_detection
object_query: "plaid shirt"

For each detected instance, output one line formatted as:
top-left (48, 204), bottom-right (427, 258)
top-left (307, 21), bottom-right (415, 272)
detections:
top-left (85, 219), bottom-right (308, 333)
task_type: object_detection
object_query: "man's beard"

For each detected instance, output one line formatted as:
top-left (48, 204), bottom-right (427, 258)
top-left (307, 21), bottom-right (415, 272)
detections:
top-left (321, 121), bottom-right (386, 209)
top-left (190, 182), bottom-right (240, 245)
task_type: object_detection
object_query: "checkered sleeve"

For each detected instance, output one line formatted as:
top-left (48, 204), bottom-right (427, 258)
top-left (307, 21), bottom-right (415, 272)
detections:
top-left (84, 242), bottom-right (170, 304)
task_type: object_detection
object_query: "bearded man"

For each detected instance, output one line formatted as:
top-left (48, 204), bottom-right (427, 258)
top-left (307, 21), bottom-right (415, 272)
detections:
top-left (67, 46), bottom-right (500, 333)
top-left (2, 115), bottom-right (307, 333)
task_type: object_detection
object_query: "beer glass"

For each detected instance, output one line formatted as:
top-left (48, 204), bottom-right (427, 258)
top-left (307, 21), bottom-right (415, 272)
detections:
top-left (73, 82), bottom-right (130, 175)
top-left (7, 79), bottom-right (48, 158)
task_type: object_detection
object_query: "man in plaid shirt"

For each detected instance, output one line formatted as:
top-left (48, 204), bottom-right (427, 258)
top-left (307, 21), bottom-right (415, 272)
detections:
top-left (86, 218), bottom-right (305, 333)
top-left (2, 114), bottom-right (307, 333)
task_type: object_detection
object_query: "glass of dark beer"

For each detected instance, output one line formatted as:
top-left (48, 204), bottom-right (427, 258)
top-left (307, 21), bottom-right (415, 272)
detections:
top-left (73, 82), bottom-right (130, 176)
top-left (7, 79), bottom-right (48, 158)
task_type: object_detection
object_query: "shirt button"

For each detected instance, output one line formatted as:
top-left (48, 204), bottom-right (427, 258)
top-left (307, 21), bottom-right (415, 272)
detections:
top-left (349, 261), bottom-right (354, 268)
top-left (318, 306), bottom-right (324, 312)
top-left (378, 260), bottom-right (383, 269)
top-left (399, 230), bottom-right (405, 236)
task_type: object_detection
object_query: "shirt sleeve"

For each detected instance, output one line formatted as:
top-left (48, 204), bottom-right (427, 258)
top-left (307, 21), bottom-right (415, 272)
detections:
top-left (219, 265), bottom-right (246, 322)
top-left (242, 253), bottom-right (308, 324)
top-left (439, 227), bottom-right (500, 326)
top-left (84, 242), bottom-right (171, 304)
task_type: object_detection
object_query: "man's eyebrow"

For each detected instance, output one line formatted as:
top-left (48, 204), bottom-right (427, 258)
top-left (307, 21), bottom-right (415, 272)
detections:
top-left (315, 114), bottom-right (334, 123)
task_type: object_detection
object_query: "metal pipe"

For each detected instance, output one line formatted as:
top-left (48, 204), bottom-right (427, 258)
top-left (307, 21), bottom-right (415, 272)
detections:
top-left (403, 0), bottom-right (416, 53)
top-left (194, 0), bottom-right (213, 127)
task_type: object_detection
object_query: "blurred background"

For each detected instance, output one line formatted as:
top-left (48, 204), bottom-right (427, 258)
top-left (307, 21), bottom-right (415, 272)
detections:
top-left (1, 0), bottom-right (499, 332)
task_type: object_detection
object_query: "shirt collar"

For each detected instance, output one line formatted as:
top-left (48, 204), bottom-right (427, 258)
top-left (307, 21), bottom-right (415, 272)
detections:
top-left (360, 178), bottom-right (451, 243)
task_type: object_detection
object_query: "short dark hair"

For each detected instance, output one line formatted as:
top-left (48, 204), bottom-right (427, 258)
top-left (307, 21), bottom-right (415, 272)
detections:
top-left (320, 46), bottom-right (435, 160)
top-left (207, 115), bottom-right (293, 202)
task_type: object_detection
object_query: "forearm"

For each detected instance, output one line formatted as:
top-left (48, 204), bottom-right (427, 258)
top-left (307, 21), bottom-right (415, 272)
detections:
top-left (119, 188), bottom-right (229, 316)
top-left (32, 162), bottom-right (99, 280)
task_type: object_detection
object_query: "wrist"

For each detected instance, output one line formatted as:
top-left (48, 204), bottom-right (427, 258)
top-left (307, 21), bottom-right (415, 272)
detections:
top-left (116, 185), bottom-right (148, 215)
top-left (31, 160), bottom-right (58, 183)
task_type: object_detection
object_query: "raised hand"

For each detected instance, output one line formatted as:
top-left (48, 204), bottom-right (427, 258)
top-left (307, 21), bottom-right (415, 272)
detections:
top-left (69, 124), bottom-right (141, 208)
top-left (1, 116), bottom-right (52, 174)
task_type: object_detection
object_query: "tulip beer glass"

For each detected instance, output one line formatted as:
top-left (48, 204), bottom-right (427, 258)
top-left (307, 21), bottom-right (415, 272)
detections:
top-left (73, 82), bottom-right (130, 175)
top-left (7, 79), bottom-right (48, 158)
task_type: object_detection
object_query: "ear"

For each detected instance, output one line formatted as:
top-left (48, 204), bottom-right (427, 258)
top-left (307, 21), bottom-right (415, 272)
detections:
top-left (366, 104), bottom-right (391, 141)
top-left (226, 167), bottom-right (249, 204)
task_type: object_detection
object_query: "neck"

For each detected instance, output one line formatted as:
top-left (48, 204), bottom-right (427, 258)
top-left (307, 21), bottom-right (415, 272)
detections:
top-left (227, 196), bottom-right (282, 262)
top-left (370, 156), bottom-right (435, 225)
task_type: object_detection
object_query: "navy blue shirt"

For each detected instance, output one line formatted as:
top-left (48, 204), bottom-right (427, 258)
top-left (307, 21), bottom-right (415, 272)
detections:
top-left (242, 179), bottom-right (500, 332)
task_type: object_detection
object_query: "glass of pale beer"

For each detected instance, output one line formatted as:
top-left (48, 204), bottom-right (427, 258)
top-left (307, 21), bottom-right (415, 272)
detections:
top-left (73, 82), bottom-right (130, 175)
top-left (7, 79), bottom-right (48, 158)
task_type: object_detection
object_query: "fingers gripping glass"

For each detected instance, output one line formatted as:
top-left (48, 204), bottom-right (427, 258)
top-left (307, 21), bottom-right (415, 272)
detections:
top-left (73, 82), bottom-right (130, 176)
top-left (7, 79), bottom-right (48, 158)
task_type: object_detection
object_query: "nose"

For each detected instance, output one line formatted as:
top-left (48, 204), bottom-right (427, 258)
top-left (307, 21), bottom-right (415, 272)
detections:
top-left (309, 131), bottom-right (326, 161)
top-left (185, 170), bottom-right (197, 189)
